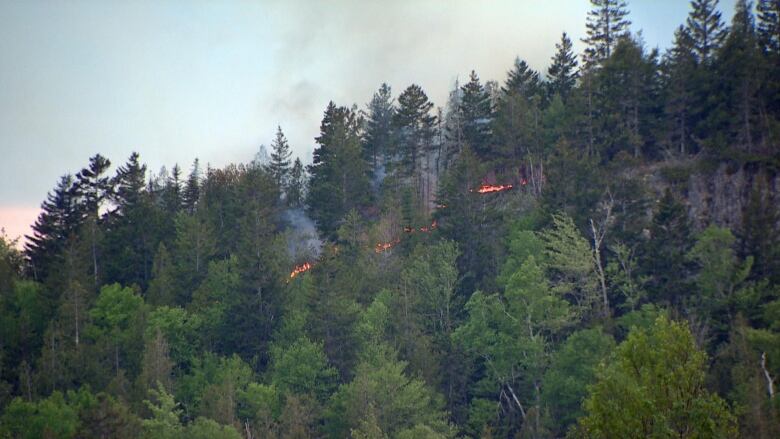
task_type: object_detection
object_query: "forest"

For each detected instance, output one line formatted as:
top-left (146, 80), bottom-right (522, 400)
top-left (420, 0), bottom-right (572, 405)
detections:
top-left (1, 0), bottom-right (780, 437)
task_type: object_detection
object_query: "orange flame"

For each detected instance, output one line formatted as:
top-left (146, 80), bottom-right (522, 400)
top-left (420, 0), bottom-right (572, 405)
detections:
top-left (290, 262), bottom-right (313, 279)
top-left (375, 238), bottom-right (401, 253)
top-left (471, 184), bottom-right (514, 194)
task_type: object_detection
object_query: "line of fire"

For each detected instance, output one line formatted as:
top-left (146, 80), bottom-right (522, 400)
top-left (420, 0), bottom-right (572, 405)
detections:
top-left (289, 176), bottom-right (528, 279)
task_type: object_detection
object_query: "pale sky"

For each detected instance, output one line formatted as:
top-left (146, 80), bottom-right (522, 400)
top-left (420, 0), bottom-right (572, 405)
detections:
top-left (0, 0), bottom-right (736, 243)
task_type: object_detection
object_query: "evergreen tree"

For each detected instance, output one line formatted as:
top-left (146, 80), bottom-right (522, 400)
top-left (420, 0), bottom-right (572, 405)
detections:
top-left (25, 175), bottom-right (79, 282)
top-left (163, 164), bottom-right (183, 214)
top-left (394, 84), bottom-right (435, 181)
top-left (458, 71), bottom-right (492, 158)
top-left (363, 83), bottom-right (395, 173)
top-left (662, 26), bottom-right (698, 156)
top-left (72, 154), bottom-right (113, 286)
top-left (286, 157), bottom-right (306, 209)
top-left (182, 159), bottom-right (201, 213)
top-left (547, 32), bottom-right (579, 99)
top-left (686, 0), bottom-right (728, 63)
top-left (268, 126), bottom-right (292, 192)
top-left (307, 102), bottom-right (371, 237)
top-left (503, 58), bottom-right (541, 100)
top-left (758, 0), bottom-right (780, 54)
top-left (582, 0), bottom-right (632, 65)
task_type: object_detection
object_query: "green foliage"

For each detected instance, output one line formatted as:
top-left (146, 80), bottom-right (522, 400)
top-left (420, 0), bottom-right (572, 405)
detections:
top-left (578, 316), bottom-right (738, 438)
top-left (0, 391), bottom-right (79, 439)
top-left (270, 337), bottom-right (337, 400)
top-left (327, 349), bottom-right (453, 439)
top-left (542, 328), bottom-right (615, 432)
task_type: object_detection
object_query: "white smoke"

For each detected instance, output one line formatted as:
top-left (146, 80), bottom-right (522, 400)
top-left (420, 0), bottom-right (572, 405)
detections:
top-left (283, 208), bottom-right (322, 262)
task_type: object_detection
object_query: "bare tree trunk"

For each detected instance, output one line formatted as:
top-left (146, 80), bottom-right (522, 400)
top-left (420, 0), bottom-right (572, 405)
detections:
top-left (762, 352), bottom-right (776, 399)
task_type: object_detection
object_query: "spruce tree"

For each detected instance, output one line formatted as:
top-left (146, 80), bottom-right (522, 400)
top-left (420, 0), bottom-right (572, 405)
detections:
top-left (182, 158), bottom-right (200, 213)
top-left (25, 175), bottom-right (79, 282)
top-left (582, 0), bottom-right (632, 65)
top-left (363, 83), bottom-right (395, 173)
top-left (503, 58), bottom-right (541, 100)
top-left (662, 26), bottom-right (697, 156)
top-left (163, 164), bottom-right (182, 214)
top-left (394, 84), bottom-right (435, 180)
top-left (268, 126), bottom-right (292, 191)
top-left (286, 158), bottom-right (306, 209)
top-left (458, 71), bottom-right (492, 158)
top-left (72, 154), bottom-right (113, 286)
top-left (685, 0), bottom-right (728, 63)
top-left (547, 32), bottom-right (579, 99)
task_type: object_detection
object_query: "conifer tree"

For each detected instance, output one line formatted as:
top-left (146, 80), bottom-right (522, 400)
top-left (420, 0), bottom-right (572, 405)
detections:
top-left (758, 0), bottom-right (780, 54)
top-left (182, 158), bottom-right (201, 213)
top-left (363, 83), bottom-right (395, 173)
top-left (394, 84), bottom-right (435, 180)
top-left (72, 154), bottom-right (113, 287)
top-left (547, 32), bottom-right (579, 99)
top-left (503, 58), bottom-right (541, 100)
top-left (286, 157), bottom-right (306, 209)
top-left (582, 0), bottom-right (631, 65)
top-left (163, 164), bottom-right (183, 214)
top-left (686, 0), bottom-right (728, 63)
top-left (268, 126), bottom-right (292, 192)
top-left (663, 26), bottom-right (698, 155)
top-left (25, 175), bottom-right (79, 282)
top-left (459, 71), bottom-right (492, 158)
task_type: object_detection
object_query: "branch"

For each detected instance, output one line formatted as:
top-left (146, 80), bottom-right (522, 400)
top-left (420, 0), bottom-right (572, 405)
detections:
top-left (505, 383), bottom-right (527, 420)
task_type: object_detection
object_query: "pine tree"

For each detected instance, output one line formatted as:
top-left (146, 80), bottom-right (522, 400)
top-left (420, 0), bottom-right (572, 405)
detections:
top-left (582, 0), bottom-right (632, 66)
top-left (459, 71), bottom-right (492, 158)
top-left (686, 0), bottom-right (728, 63)
top-left (363, 83), bottom-right (395, 173)
top-left (112, 152), bottom-right (146, 213)
top-left (547, 32), bottom-right (579, 99)
top-left (183, 158), bottom-right (201, 213)
top-left (268, 126), bottom-right (292, 192)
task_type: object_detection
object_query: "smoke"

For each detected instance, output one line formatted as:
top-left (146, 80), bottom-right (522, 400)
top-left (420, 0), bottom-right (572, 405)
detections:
top-left (372, 161), bottom-right (387, 190)
top-left (283, 208), bottom-right (322, 262)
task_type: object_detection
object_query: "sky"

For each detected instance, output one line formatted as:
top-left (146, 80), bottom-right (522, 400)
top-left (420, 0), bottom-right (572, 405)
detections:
top-left (0, 0), bottom-right (737, 244)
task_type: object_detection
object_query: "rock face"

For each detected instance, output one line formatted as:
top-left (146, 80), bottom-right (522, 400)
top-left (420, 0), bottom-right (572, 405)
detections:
top-left (685, 164), bottom-right (778, 231)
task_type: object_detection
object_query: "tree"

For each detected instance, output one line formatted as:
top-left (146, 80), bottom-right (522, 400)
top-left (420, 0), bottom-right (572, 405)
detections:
top-left (547, 32), bottom-right (579, 99)
top-left (453, 256), bottom-right (572, 436)
top-left (363, 83), bottom-right (395, 174)
top-left (503, 58), bottom-right (542, 101)
top-left (87, 283), bottom-right (145, 378)
top-left (147, 243), bottom-right (176, 306)
top-left (286, 158), bottom-right (307, 209)
top-left (173, 211), bottom-right (216, 302)
top-left (582, 0), bottom-right (631, 65)
top-left (269, 337), bottom-right (337, 401)
top-left (541, 328), bottom-right (615, 434)
top-left (686, 0), bottom-right (727, 63)
top-left (182, 159), bottom-right (201, 213)
top-left (539, 213), bottom-right (602, 318)
top-left (643, 189), bottom-right (693, 307)
top-left (0, 391), bottom-right (79, 439)
top-left (758, 0), bottom-right (780, 54)
top-left (307, 102), bottom-right (371, 237)
top-left (577, 316), bottom-right (738, 438)
top-left (72, 154), bottom-right (113, 286)
top-left (269, 126), bottom-right (292, 192)
top-left (25, 175), bottom-right (79, 282)
top-left (394, 84), bottom-right (435, 183)
top-left (459, 71), bottom-right (492, 158)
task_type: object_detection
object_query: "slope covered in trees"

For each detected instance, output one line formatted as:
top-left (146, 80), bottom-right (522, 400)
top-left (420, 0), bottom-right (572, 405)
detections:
top-left (2, 0), bottom-right (780, 437)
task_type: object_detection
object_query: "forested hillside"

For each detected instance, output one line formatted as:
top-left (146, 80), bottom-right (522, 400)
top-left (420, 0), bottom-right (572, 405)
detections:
top-left (2, 0), bottom-right (780, 437)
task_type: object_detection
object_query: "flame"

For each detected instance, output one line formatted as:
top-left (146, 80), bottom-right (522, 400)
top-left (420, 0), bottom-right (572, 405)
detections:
top-left (403, 220), bottom-right (438, 234)
top-left (375, 238), bottom-right (400, 253)
top-left (471, 184), bottom-right (514, 194)
top-left (290, 262), bottom-right (313, 279)
top-left (436, 204), bottom-right (447, 209)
